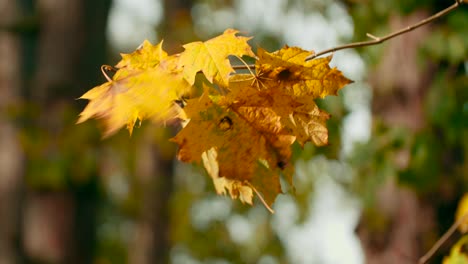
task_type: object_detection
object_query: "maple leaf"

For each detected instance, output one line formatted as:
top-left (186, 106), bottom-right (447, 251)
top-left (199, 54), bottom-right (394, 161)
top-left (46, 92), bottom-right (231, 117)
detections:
top-left (179, 29), bottom-right (255, 87)
top-left (115, 40), bottom-right (168, 71)
top-left (171, 91), bottom-right (294, 207)
top-left (78, 41), bottom-right (191, 136)
top-left (256, 46), bottom-right (352, 99)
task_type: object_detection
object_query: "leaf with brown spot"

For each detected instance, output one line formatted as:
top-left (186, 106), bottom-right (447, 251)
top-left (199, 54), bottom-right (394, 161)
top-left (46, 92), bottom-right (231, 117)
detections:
top-left (171, 91), bottom-right (294, 207)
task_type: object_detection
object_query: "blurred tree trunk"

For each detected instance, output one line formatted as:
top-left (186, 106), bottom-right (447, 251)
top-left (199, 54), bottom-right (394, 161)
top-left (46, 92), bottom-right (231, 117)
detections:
top-left (129, 130), bottom-right (176, 264)
top-left (356, 11), bottom-right (434, 264)
top-left (128, 1), bottom-right (195, 264)
top-left (0, 1), bottom-right (24, 263)
top-left (158, 0), bottom-right (197, 53)
top-left (21, 0), bottom-right (111, 263)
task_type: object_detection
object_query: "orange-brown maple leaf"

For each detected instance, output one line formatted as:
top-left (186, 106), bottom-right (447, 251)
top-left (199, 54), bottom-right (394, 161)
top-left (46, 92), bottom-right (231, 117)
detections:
top-left (228, 74), bottom-right (331, 147)
top-left (171, 91), bottom-right (294, 207)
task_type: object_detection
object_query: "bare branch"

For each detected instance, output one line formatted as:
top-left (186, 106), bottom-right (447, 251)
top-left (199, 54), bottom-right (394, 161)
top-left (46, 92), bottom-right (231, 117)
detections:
top-left (232, 64), bottom-right (253, 70)
top-left (232, 0), bottom-right (464, 71)
top-left (418, 213), bottom-right (468, 264)
top-left (306, 0), bottom-right (464, 60)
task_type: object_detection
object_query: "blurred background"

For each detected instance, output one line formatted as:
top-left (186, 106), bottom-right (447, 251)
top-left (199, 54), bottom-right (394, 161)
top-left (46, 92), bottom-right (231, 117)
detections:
top-left (0, 0), bottom-right (466, 263)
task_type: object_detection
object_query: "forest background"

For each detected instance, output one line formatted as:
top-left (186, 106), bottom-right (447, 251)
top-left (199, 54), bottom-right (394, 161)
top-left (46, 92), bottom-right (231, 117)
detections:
top-left (0, 0), bottom-right (466, 263)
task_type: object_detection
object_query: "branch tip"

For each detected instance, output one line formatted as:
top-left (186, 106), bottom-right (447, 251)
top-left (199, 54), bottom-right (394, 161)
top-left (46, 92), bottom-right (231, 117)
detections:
top-left (306, 1), bottom-right (462, 60)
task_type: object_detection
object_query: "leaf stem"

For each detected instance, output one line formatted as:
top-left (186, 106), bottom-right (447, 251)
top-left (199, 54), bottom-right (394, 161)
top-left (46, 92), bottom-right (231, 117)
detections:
top-left (246, 181), bottom-right (275, 214)
top-left (418, 213), bottom-right (468, 264)
top-left (100, 65), bottom-right (116, 82)
top-left (234, 55), bottom-right (256, 77)
top-left (307, 0), bottom-right (464, 60)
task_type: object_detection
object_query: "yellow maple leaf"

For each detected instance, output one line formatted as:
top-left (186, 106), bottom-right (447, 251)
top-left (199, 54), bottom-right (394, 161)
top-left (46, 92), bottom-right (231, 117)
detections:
top-left (179, 29), bottom-right (255, 87)
top-left (256, 46), bottom-right (352, 99)
top-left (456, 193), bottom-right (468, 233)
top-left (78, 54), bottom-right (191, 136)
top-left (115, 40), bottom-right (168, 71)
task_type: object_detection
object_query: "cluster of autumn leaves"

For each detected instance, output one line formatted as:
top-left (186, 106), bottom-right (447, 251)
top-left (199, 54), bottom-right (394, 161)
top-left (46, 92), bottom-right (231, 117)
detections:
top-left (78, 29), bottom-right (352, 211)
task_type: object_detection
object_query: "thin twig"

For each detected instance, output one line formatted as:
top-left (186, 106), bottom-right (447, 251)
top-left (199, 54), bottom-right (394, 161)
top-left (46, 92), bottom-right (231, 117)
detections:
top-left (307, 0), bottom-right (464, 60)
top-left (418, 213), bottom-right (468, 264)
top-left (233, 64), bottom-right (252, 70)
